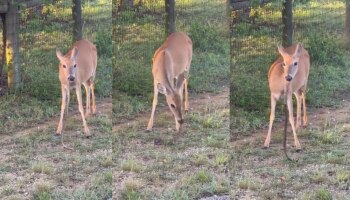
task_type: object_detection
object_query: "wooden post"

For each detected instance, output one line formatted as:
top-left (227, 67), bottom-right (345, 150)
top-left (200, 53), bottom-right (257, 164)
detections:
top-left (0, 14), bottom-right (5, 79)
top-left (165, 0), bottom-right (176, 36)
top-left (282, 0), bottom-right (293, 47)
top-left (346, 0), bottom-right (350, 44)
top-left (72, 0), bottom-right (83, 42)
top-left (6, 3), bottom-right (21, 89)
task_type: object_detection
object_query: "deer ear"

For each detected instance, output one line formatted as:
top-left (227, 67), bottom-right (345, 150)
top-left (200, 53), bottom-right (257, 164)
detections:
top-left (71, 47), bottom-right (79, 60)
top-left (56, 50), bottom-right (64, 62)
top-left (277, 44), bottom-right (287, 56)
top-left (157, 83), bottom-right (167, 95)
top-left (175, 73), bottom-right (185, 90)
top-left (294, 43), bottom-right (302, 57)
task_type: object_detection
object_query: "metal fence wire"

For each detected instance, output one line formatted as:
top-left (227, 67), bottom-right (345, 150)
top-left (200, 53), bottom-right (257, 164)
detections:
top-left (0, 0), bottom-right (112, 99)
top-left (230, 0), bottom-right (346, 133)
top-left (113, 0), bottom-right (229, 119)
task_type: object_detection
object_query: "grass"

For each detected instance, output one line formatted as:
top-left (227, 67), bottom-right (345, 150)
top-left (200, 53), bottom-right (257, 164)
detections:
top-left (113, 0), bottom-right (229, 123)
top-left (229, 115), bottom-right (350, 199)
top-left (113, 91), bottom-right (230, 199)
top-left (0, 109), bottom-right (112, 199)
top-left (0, 1), bottom-right (112, 135)
top-left (230, 0), bottom-right (350, 135)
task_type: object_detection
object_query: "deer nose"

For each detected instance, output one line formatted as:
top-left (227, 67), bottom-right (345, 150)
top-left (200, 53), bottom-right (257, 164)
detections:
top-left (285, 75), bottom-right (292, 82)
top-left (68, 76), bottom-right (75, 81)
top-left (177, 119), bottom-right (184, 124)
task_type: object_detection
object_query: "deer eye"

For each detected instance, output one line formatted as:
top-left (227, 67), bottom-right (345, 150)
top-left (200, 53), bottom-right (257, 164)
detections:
top-left (282, 63), bottom-right (286, 67)
top-left (62, 65), bottom-right (66, 68)
top-left (74, 64), bottom-right (77, 68)
top-left (170, 104), bottom-right (176, 108)
top-left (294, 62), bottom-right (298, 66)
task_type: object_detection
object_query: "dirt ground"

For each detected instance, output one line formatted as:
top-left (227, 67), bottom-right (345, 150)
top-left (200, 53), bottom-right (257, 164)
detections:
top-left (230, 98), bottom-right (350, 199)
top-left (0, 97), bottom-right (113, 199)
top-left (113, 87), bottom-right (231, 199)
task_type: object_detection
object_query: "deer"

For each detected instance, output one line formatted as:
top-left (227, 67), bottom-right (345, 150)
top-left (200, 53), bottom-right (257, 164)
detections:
top-left (55, 39), bottom-right (97, 137)
top-left (264, 43), bottom-right (310, 153)
top-left (147, 32), bottom-right (193, 133)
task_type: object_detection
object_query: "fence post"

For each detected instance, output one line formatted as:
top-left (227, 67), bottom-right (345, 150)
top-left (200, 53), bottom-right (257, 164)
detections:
top-left (0, 14), bottom-right (5, 79)
top-left (72, 0), bottom-right (83, 42)
top-left (165, 0), bottom-right (176, 36)
top-left (6, 3), bottom-right (21, 90)
top-left (282, 0), bottom-right (293, 47)
top-left (346, 0), bottom-right (350, 44)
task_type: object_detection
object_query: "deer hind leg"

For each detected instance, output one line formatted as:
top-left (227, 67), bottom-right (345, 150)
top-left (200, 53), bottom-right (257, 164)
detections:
top-left (294, 91), bottom-right (302, 129)
top-left (83, 82), bottom-right (91, 118)
top-left (175, 83), bottom-right (185, 133)
top-left (147, 82), bottom-right (158, 131)
top-left (264, 94), bottom-right (277, 148)
top-left (287, 94), bottom-right (301, 150)
top-left (57, 85), bottom-right (68, 135)
top-left (90, 79), bottom-right (96, 115)
top-left (76, 85), bottom-right (91, 137)
top-left (302, 91), bottom-right (307, 127)
top-left (184, 78), bottom-right (189, 112)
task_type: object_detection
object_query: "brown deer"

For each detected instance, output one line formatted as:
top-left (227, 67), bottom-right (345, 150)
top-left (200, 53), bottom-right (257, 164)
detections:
top-left (264, 43), bottom-right (310, 151)
top-left (147, 32), bottom-right (193, 133)
top-left (56, 39), bottom-right (97, 137)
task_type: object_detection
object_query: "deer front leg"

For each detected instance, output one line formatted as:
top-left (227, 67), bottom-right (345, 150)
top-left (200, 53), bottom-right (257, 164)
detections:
top-left (294, 92), bottom-right (302, 129)
top-left (147, 82), bottom-right (158, 132)
top-left (57, 85), bottom-right (67, 135)
top-left (287, 94), bottom-right (301, 150)
top-left (83, 82), bottom-right (91, 117)
top-left (264, 94), bottom-right (277, 148)
top-left (76, 85), bottom-right (91, 137)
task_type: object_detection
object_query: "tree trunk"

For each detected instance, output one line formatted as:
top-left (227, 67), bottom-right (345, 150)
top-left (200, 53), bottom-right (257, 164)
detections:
top-left (72, 0), bottom-right (83, 42)
top-left (129, 0), bottom-right (134, 8)
top-left (346, 0), bottom-right (350, 44)
top-left (6, 4), bottom-right (21, 89)
top-left (0, 14), bottom-right (5, 80)
top-left (282, 0), bottom-right (293, 47)
top-left (165, 0), bottom-right (175, 36)
top-left (227, 0), bottom-right (231, 17)
top-left (118, 0), bottom-right (129, 12)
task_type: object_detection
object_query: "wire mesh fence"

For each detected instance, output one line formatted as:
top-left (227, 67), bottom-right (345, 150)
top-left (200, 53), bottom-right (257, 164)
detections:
top-left (0, 0), bottom-right (111, 133)
top-left (0, 0), bottom-right (112, 99)
top-left (113, 0), bottom-right (229, 120)
top-left (231, 0), bottom-right (347, 134)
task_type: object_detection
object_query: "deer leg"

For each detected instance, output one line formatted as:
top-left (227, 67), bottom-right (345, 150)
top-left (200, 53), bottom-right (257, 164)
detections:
top-left (76, 85), bottom-right (90, 137)
top-left (184, 78), bottom-right (189, 112)
top-left (83, 82), bottom-right (91, 117)
top-left (90, 81), bottom-right (96, 114)
top-left (147, 82), bottom-right (158, 131)
top-left (56, 85), bottom-right (67, 135)
top-left (264, 94), bottom-right (277, 148)
top-left (302, 92), bottom-right (307, 127)
top-left (179, 82), bottom-right (184, 112)
top-left (66, 88), bottom-right (70, 114)
top-left (294, 91), bottom-right (302, 129)
top-left (287, 94), bottom-right (301, 150)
